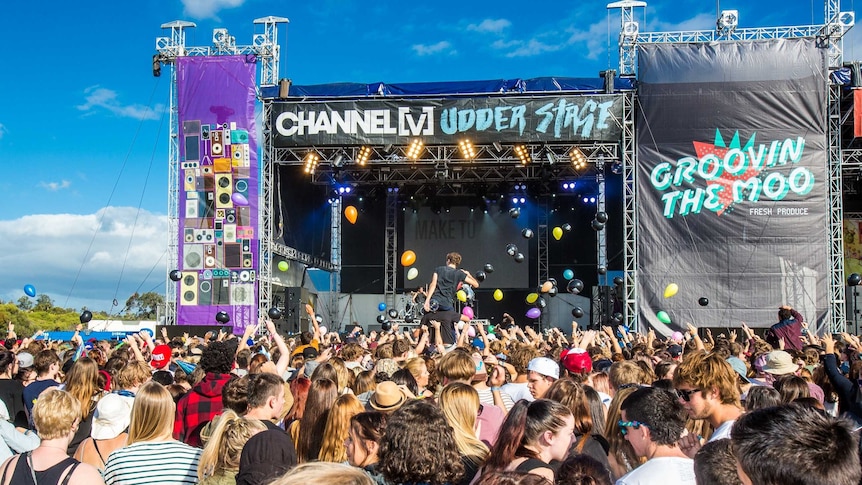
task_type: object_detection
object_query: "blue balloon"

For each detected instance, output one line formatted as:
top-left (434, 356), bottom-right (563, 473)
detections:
top-left (378, 302), bottom-right (387, 312)
top-left (563, 269), bottom-right (574, 280)
top-left (23, 284), bottom-right (36, 297)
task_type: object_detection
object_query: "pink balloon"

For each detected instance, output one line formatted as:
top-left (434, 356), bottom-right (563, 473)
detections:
top-left (526, 308), bottom-right (541, 319)
top-left (232, 192), bottom-right (249, 206)
top-left (462, 306), bottom-right (474, 320)
top-left (467, 326), bottom-right (476, 338)
top-left (671, 331), bottom-right (684, 341)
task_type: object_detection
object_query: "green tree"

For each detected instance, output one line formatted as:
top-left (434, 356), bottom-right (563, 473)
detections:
top-left (124, 292), bottom-right (164, 320)
top-left (16, 297), bottom-right (33, 311)
top-left (33, 294), bottom-right (54, 312)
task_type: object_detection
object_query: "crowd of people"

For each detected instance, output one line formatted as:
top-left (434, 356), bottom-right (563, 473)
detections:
top-left (0, 296), bottom-right (860, 485)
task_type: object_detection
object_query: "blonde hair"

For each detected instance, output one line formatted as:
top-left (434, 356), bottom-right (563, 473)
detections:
top-left (128, 381), bottom-right (175, 444)
top-left (269, 462), bottom-right (373, 485)
top-left (116, 360), bottom-right (152, 390)
top-left (328, 358), bottom-right (352, 393)
top-left (438, 383), bottom-right (489, 467)
top-left (197, 410), bottom-right (266, 480)
top-left (318, 394), bottom-right (364, 463)
top-left (33, 389), bottom-right (81, 440)
top-left (64, 357), bottom-right (101, 419)
top-left (403, 358), bottom-right (427, 384)
top-left (437, 350), bottom-right (475, 382)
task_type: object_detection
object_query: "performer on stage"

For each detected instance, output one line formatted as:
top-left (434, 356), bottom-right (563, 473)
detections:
top-left (421, 252), bottom-right (479, 344)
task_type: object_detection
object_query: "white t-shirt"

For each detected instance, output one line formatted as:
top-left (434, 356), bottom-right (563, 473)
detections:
top-left (708, 420), bottom-right (735, 442)
top-left (616, 456), bottom-right (696, 485)
top-left (501, 382), bottom-right (534, 403)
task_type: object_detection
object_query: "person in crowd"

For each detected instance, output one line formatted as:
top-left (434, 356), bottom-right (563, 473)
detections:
top-left (269, 462), bottom-right (373, 485)
top-left (0, 351), bottom-right (26, 428)
top-left (743, 386), bottom-right (781, 412)
top-left (439, 383), bottom-right (489, 484)
top-left (421, 252), bottom-right (480, 344)
top-left (616, 386), bottom-right (695, 485)
top-left (63, 357), bottom-right (105, 454)
top-left (692, 439), bottom-right (741, 485)
top-left (403, 357), bottom-right (433, 398)
top-left (767, 305), bottom-right (804, 351)
top-left (235, 429), bottom-right (298, 485)
top-left (0, 389), bottom-right (104, 485)
top-left (284, 376), bottom-right (311, 430)
top-left (474, 470), bottom-right (557, 485)
top-left (104, 381), bottom-right (202, 484)
top-left (197, 410), bottom-right (266, 485)
top-left (295, 377), bottom-right (338, 462)
top-left (345, 411), bottom-right (388, 473)
top-left (672, 351), bottom-right (742, 456)
top-left (732, 403), bottom-right (861, 485)
top-left (245, 373), bottom-right (287, 430)
top-left (583, 386), bottom-right (607, 437)
top-left (501, 343), bottom-right (539, 403)
top-left (113, 360), bottom-right (152, 406)
top-left (544, 378), bottom-right (609, 468)
top-left (0, 398), bottom-right (39, 462)
top-left (760, 350), bottom-right (824, 402)
top-left (374, 400), bottom-right (464, 485)
top-left (773, 375), bottom-right (810, 403)
top-left (556, 454), bottom-right (614, 485)
top-left (74, 393), bottom-right (132, 474)
top-left (526, 357), bottom-right (560, 399)
top-left (608, 362), bottom-right (648, 395)
top-left (604, 386), bottom-right (641, 480)
top-left (437, 349), bottom-right (506, 445)
top-left (174, 341), bottom-right (235, 447)
top-left (319, 393), bottom-right (364, 463)
top-left (22, 350), bottom-right (62, 424)
top-left (820, 334), bottom-right (862, 423)
top-left (477, 399), bottom-right (575, 482)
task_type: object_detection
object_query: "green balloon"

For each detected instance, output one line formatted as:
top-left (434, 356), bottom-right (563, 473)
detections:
top-left (278, 261), bottom-right (289, 271)
top-left (656, 311), bottom-right (671, 324)
top-left (487, 325), bottom-right (495, 335)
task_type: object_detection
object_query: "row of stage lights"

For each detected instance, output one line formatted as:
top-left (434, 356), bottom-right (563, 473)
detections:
top-left (303, 141), bottom-right (593, 174)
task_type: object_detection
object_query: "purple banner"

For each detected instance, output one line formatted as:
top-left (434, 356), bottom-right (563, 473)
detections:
top-left (176, 56), bottom-right (258, 332)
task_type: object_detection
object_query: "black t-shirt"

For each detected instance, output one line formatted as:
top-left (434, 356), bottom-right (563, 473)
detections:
top-left (0, 379), bottom-right (27, 428)
top-left (431, 265), bottom-right (467, 311)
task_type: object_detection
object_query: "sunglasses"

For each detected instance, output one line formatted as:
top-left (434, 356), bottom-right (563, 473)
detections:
top-left (618, 420), bottom-right (648, 435)
top-left (676, 388), bottom-right (702, 402)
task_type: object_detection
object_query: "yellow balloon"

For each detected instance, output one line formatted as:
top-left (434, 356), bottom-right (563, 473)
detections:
top-left (456, 290), bottom-right (467, 302)
top-left (552, 226), bottom-right (563, 241)
top-left (663, 283), bottom-right (679, 299)
top-left (526, 292), bottom-right (539, 304)
top-left (493, 289), bottom-right (504, 301)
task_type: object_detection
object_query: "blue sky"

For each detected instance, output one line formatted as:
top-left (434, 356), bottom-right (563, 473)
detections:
top-left (0, 0), bottom-right (857, 315)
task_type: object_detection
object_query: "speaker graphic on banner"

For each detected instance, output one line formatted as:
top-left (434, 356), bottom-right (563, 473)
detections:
top-left (636, 38), bottom-right (829, 333)
top-left (176, 56), bottom-right (259, 332)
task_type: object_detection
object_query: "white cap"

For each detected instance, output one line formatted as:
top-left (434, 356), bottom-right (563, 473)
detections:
top-left (527, 357), bottom-right (560, 380)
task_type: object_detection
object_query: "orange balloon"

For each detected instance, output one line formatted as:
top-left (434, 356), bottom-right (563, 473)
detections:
top-left (401, 250), bottom-right (416, 266)
top-left (345, 205), bottom-right (358, 224)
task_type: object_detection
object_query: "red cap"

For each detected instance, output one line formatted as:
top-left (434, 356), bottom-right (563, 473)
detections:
top-left (150, 344), bottom-right (172, 370)
top-left (560, 348), bottom-right (592, 374)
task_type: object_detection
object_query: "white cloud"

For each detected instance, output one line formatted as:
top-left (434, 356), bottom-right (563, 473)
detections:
top-left (181, 0), bottom-right (246, 20)
top-left (77, 86), bottom-right (164, 121)
top-left (0, 207), bottom-right (168, 312)
top-left (497, 38), bottom-right (565, 58)
top-left (650, 12), bottom-right (715, 32)
top-left (38, 180), bottom-right (71, 192)
top-left (412, 41), bottom-right (456, 56)
top-left (0, 123), bottom-right (6, 140)
top-left (468, 19), bottom-right (512, 34)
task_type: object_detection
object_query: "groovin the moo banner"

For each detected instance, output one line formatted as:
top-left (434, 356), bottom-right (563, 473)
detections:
top-left (636, 38), bottom-right (830, 332)
top-left (176, 56), bottom-right (259, 332)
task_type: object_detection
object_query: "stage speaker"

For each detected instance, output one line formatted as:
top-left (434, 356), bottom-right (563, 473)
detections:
top-left (211, 131), bottom-right (224, 156)
top-left (198, 279), bottom-right (213, 305)
top-left (281, 287), bottom-right (315, 335)
top-left (231, 284), bottom-right (254, 306)
top-left (184, 244), bottom-right (204, 270)
top-left (215, 174), bottom-right (233, 209)
top-left (180, 272), bottom-right (198, 306)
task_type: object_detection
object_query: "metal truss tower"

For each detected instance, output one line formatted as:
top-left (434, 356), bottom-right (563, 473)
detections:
top-left (155, 17), bottom-right (288, 326)
top-left (385, 190), bottom-right (399, 311)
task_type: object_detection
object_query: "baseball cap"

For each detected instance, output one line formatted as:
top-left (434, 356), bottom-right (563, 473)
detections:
top-left (150, 344), bottom-right (172, 370)
top-left (725, 356), bottom-right (750, 383)
top-left (16, 352), bottom-right (34, 369)
top-left (667, 344), bottom-right (683, 359)
top-left (527, 357), bottom-right (560, 380)
top-left (560, 348), bottom-right (592, 374)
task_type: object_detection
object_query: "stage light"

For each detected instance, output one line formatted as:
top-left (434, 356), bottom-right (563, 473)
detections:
top-left (717, 10), bottom-right (738, 34)
top-left (545, 149), bottom-right (556, 164)
top-left (570, 148), bottom-right (588, 170)
top-left (356, 146), bottom-right (372, 166)
top-left (458, 139), bottom-right (477, 160)
top-left (152, 55), bottom-right (162, 77)
top-left (333, 153), bottom-right (344, 168)
top-left (519, 197), bottom-right (526, 204)
top-left (278, 78), bottom-right (292, 98)
top-left (303, 151), bottom-right (320, 174)
top-left (492, 141), bottom-right (503, 152)
top-left (406, 139), bottom-right (424, 160)
top-left (514, 144), bottom-right (531, 165)
top-left (611, 161), bottom-right (623, 174)
top-left (512, 197), bottom-right (519, 204)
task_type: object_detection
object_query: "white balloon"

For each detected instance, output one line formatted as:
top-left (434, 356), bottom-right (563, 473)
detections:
top-left (457, 321), bottom-right (465, 330)
top-left (319, 326), bottom-right (327, 336)
top-left (407, 267), bottom-right (419, 280)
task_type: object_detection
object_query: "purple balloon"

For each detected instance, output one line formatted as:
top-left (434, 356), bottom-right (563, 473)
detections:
top-left (462, 306), bottom-right (474, 320)
top-left (232, 192), bottom-right (249, 206)
top-left (525, 307), bottom-right (541, 319)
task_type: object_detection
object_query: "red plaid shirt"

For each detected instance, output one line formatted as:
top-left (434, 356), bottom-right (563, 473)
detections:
top-left (173, 372), bottom-right (232, 447)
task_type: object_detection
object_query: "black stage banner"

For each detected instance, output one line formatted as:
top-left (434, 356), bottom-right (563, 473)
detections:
top-left (272, 95), bottom-right (623, 146)
top-left (636, 38), bottom-right (830, 332)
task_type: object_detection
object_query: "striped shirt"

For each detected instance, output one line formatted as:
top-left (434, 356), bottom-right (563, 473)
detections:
top-left (103, 440), bottom-right (202, 485)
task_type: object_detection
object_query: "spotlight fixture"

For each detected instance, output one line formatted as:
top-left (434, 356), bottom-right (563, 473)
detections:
top-left (406, 139), bottom-right (424, 160)
top-left (152, 54), bottom-right (162, 77)
top-left (278, 78), bottom-right (292, 98)
top-left (356, 146), bottom-right (373, 166)
top-left (545, 150), bottom-right (556, 164)
top-left (458, 139), bottom-right (477, 160)
top-left (303, 151), bottom-right (320, 174)
top-left (514, 144), bottom-right (531, 165)
top-left (492, 141), bottom-right (503, 153)
top-left (332, 153), bottom-right (345, 168)
top-left (717, 10), bottom-right (738, 35)
top-left (570, 148), bottom-right (588, 170)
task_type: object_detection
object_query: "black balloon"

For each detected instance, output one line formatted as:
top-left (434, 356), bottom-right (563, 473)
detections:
top-left (572, 307), bottom-right (585, 318)
top-left (404, 315), bottom-right (414, 324)
top-left (548, 286), bottom-right (558, 297)
top-left (169, 270), bottom-right (181, 282)
top-left (484, 263), bottom-right (495, 273)
top-left (381, 320), bottom-right (392, 331)
top-left (561, 223), bottom-right (572, 233)
top-left (388, 308), bottom-right (399, 319)
top-left (613, 276), bottom-right (624, 286)
top-left (475, 270), bottom-right (487, 282)
top-left (536, 297), bottom-right (547, 309)
top-left (595, 211), bottom-right (609, 224)
top-left (566, 279), bottom-right (585, 295)
top-left (849, 273), bottom-right (862, 287)
top-left (79, 310), bottom-right (93, 324)
top-left (597, 265), bottom-right (607, 275)
top-left (698, 297), bottom-right (710, 307)
top-left (521, 228), bottom-right (534, 239)
top-left (612, 312), bottom-right (623, 322)
top-left (509, 208), bottom-right (520, 219)
top-left (376, 314), bottom-right (387, 324)
top-left (215, 311), bottom-right (231, 324)
top-left (267, 307), bottom-right (282, 319)
top-left (506, 243), bottom-right (518, 256)
top-left (591, 220), bottom-right (605, 231)
top-left (548, 278), bottom-right (558, 287)
top-left (514, 252), bottom-right (525, 263)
